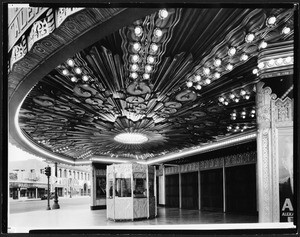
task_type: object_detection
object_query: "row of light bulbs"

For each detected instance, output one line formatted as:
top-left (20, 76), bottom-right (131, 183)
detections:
top-left (231, 109), bottom-right (256, 120)
top-left (253, 56), bottom-right (293, 75)
top-left (54, 146), bottom-right (70, 153)
top-left (61, 58), bottom-right (90, 83)
top-left (129, 9), bottom-right (169, 81)
top-left (227, 124), bottom-right (252, 132)
top-left (185, 15), bottom-right (292, 90)
top-left (76, 150), bottom-right (93, 159)
top-left (218, 88), bottom-right (252, 106)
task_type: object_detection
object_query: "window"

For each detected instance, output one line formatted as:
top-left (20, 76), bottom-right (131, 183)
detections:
top-left (64, 170), bottom-right (67, 178)
top-left (133, 178), bottom-right (147, 198)
top-left (40, 169), bottom-right (44, 174)
top-left (85, 173), bottom-right (87, 180)
top-left (115, 178), bottom-right (131, 197)
top-left (30, 169), bottom-right (35, 173)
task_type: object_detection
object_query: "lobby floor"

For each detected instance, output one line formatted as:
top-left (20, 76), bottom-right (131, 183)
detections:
top-left (8, 202), bottom-right (261, 233)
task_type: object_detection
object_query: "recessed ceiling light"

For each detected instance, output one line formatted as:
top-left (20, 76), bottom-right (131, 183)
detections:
top-left (154, 28), bottom-right (163, 37)
top-left (228, 47), bottom-right (236, 56)
top-left (186, 81), bottom-right (193, 88)
top-left (267, 16), bottom-right (276, 26)
top-left (214, 58), bottom-right (221, 67)
top-left (147, 56), bottom-right (155, 64)
top-left (150, 43), bottom-right (159, 53)
top-left (67, 59), bottom-right (75, 67)
top-left (245, 33), bottom-right (255, 43)
top-left (226, 64), bottom-right (233, 71)
top-left (143, 73), bottom-right (150, 80)
top-left (114, 133), bottom-right (148, 144)
top-left (145, 65), bottom-right (152, 73)
top-left (133, 42), bottom-right (141, 51)
top-left (62, 69), bottom-right (69, 75)
top-left (159, 9), bottom-right (169, 19)
top-left (282, 26), bottom-right (291, 34)
top-left (259, 41), bottom-right (268, 49)
top-left (130, 72), bottom-right (138, 79)
top-left (131, 54), bottom-right (139, 63)
top-left (134, 26), bottom-right (143, 36)
top-left (75, 67), bottom-right (82, 74)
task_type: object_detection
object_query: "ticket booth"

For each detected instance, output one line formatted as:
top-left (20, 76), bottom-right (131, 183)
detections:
top-left (106, 163), bottom-right (157, 221)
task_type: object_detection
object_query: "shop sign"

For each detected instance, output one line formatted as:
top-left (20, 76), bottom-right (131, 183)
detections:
top-left (8, 6), bottom-right (48, 51)
top-left (27, 14), bottom-right (54, 51)
top-left (10, 35), bottom-right (27, 67)
top-left (278, 129), bottom-right (294, 222)
top-left (55, 8), bottom-right (84, 28)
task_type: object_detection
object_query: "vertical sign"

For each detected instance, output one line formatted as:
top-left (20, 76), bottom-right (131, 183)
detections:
top-left (278, 129), bottom-right (294, 222)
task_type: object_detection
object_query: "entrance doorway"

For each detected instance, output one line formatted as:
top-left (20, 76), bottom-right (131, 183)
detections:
top-left (181, 172), bottom-right (198, 209)
top-left (201, 169), bottom-right (223, 211)
top-left (165, 174), bottom-right (179, 207)
top-left (225, 164), bottom-right (257, 214)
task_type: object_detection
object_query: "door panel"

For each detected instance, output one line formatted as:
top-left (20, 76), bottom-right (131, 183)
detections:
top-left (181, 172), bottom-right (198, 209)
top-left (201, 169), bottom-right (223, 211)
top-left (165, 174), bottom-right (179, 207)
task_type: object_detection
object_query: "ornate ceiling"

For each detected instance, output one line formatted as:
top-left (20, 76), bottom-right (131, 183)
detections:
top-left (11, 7), bottom-right (294, 163)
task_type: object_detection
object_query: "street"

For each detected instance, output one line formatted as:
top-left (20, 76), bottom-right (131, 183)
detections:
top-left (9, 196), bottom-right (90, 214)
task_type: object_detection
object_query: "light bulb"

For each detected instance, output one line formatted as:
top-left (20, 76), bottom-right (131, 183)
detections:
top-left (154, 28), bottom-right (163, 37)
top-left (133, 42), bottom-right (141, 51)
top-left (282, 26), bottom-right (291, 34)
top-left (75, 67), bottom-right (82, 74)
top-left (159, 9), bottom-right (169, 19)
top-left (226, 64), bottom-right (233, 71)
top-left (150, 43), bottom-right (159, 52)
top-left (145, 65), bottom-right (152, 73)
top-left (186, 81), bottom-right (193, 88)
top-left (143, 73), bottom-right (150, 80)
top-left (67, 59), bottom-right (75, 67)
top-left (134, 26), bottom-right (143, 36)
top-left (228, 47), bottom-right (236, 56)
top-left (147, 56), bottom-right (155, 64)
top-left (131, 54), bottom-right (139, 63)
top-left (245, 33), bottom-right (255, 43)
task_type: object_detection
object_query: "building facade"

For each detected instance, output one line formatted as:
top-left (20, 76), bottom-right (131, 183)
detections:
top-left (9, 158), bottom-right (91, 200)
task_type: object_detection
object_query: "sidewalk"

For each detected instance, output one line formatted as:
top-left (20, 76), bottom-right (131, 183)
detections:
top-left (9, 195), bottom-right (89, 202)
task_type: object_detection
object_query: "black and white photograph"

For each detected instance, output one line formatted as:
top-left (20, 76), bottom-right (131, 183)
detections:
top-left (2, 2), bottom-right (299, 235)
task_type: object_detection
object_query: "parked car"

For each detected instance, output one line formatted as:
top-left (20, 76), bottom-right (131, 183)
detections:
top-left (41, 193), bottom-right (55, 200)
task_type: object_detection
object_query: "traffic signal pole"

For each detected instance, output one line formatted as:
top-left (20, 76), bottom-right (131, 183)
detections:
top-left (52, 162), bottom-right (60, 209)
top-left (47, 170), bottom-right (51, 210)
top-left (45, 166), bottom-right (51, 210)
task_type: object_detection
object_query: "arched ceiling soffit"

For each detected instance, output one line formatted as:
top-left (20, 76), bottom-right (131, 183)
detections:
top-left (15, 7), bottom-right (294, 162)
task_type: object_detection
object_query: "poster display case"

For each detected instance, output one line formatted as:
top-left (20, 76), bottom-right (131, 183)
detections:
top-left (106, 163), bottom-right (157, 221)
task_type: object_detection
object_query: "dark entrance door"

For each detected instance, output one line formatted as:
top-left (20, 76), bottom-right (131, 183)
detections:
top-left (201, 169), bottom-right (223, 211)
top-left (225, 164), bottom-right (257, 214)
top-left (181, 172), bottom-right (198, 209)
top-left (165, 174), bottom-right (179, 207)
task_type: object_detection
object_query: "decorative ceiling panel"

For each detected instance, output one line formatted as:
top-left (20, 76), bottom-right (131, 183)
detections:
top-left (16, 7), bottom-right (294, 162)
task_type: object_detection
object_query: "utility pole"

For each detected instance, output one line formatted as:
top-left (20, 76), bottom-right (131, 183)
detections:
top-left (45, 166), bottom-right (51, 210)
top-left (52, 162), bottom-right (60, 209)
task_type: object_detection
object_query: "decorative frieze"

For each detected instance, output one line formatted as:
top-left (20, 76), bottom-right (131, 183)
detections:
top-left (274, 97), bottom-right (293, 124)
top-left (224, 151), bottom-right (257, 167)
top-left (199, 158), bottom-right (223, 170)
top-left (165, 166), bottom-right (179, 175)
top-left (28, 9), bottom-right (55, 51)
top-left (180, 162), bottom-right (199, 173)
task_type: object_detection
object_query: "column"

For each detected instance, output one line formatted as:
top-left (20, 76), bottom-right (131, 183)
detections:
top-left (256, 40), bottom-right (294, 222)
top-left (17, 188), bottom-right (20, 199)
top-left (179, 167), bottom-right (182, 209)
top-left (90, 164), bottom-right (96, 208)
top-left (35, 188), bottom-right (38, 198)
top-left (158, 165), bottom-right (166, 206)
